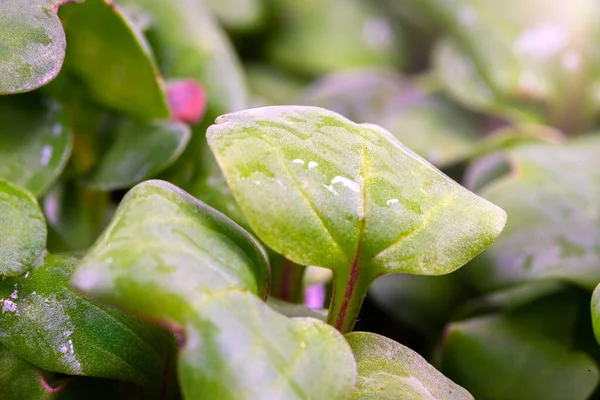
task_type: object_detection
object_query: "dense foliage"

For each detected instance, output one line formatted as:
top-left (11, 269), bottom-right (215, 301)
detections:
top-left (1, 0), bottom-right (600, 399)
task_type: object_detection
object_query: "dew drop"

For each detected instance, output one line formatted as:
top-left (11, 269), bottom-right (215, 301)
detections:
top-left (40, 145), bottom-right (52, 166)
top-left (308, 161), bottom-right (318, 169)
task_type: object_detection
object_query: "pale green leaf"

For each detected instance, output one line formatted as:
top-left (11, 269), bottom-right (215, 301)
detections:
top-left (346, 332), bottom-right (473, 399)
top-left (0, 0), bottom-right (66, 94)
top-left (207, 106), bottom-right (506, 277)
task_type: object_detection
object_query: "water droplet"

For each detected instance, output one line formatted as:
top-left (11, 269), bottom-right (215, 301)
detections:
top-left (386, 198), bottom-right (399, 206)
top-left (52, 123), bottom-right (62, 135)
top-left (331, 176), bottom-right (360, 193)
top-left (308, 161), bottom-right (318, 170)
top-left (24, 272), bottom-right (29, 279)
top-left (322, 184), bottom-right (338, 196)
top-left (292, 159), bottom-right (305, 165)
top-left (59, 344), bottom-right (68, 353)
top-left (40, 145), bottom-right (52, 166)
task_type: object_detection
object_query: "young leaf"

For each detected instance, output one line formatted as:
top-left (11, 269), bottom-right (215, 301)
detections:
top-left (0, 94), bottom-right (72, 197)
top-left (0, 0), bottom-right (66, 94)
top-left (207, 106), bottom-right (506, 332)
top-left (72, 180), bottom-right (357, 399)
top-left (0, 253), bottom-right (174, 391)
top-left (84, 119), bottom-right (190, 190)
top-left (0, 179), bottom-right (46, 276)
top-left (442, 293), bottom-right (599, 400)
top-left (59, 0), bottom-right (169, 119)
top-left (464, 135), bottom-right (600, 291)
top-left (346, 332), bottom-right (473, 399)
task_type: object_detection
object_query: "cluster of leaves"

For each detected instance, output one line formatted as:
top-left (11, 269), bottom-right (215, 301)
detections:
top-left (2, 0), bottom-right (600, 399)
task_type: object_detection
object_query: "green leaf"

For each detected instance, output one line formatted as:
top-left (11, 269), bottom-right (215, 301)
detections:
top-left (424, 0), bottom-right (600, 132)
top-left (0, 179), bottom-right (46, 276)
top-left (44, 181), bottom-right (111, 253)
top-left (464, 135), bottom-right (600, 291)
top-left (72, 180), bottom-right (357, 399)
top-left (0, 253), bottom-right (174, 390)
top-left (116, 0), bottom-right (247, 116)
top-left (0, 343), bottom-right (54, 400)
top-left (346, 332), bottom-right (473, 399)
top-left (84, 119), bottom-right (190, 190)
top-left (0, 0), bottom-right (66, 94)
top-left (442, 292), bottom-right (599, 400)
top-left (267, 0), bottom-right (403, 75)
top-left (0, 344), bottom-right (147, 400)
top-left (207, 106), bottom-right (506, 332)
top-left (179, 291), bottom-right (355, 399)
top-left (590, 283), bottom-right (600, 348)
top-left (369, 273), bottom-right (469, 338)
top-left (0, 94), bottom-right (72, 196)
top-left (72, 180), bottom-right (270, 322)
top-left (59, 0), bottom-right (169, 119)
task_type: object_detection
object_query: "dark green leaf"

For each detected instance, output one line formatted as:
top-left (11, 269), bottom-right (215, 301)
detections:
top-left (84, 119), bottom-right (190, 190)
top-left (44, 181), bottom-right (111, 253)
top-left (465, 135), bottom-right (600, 291)
top-left (442, 293), bottom-right (599, 400)
top-left (59, 0), bottom-right (169, 119)
top-left (0, 343), bottom-right (54, 400)
top-left (116, 0), bottom-right (247, 116)
top-left (0, 179), bottom-right (46, 276)
top-left (0, 0), bottom-right (66, 94)
top-left (369, 273), bottom-right (469, 337)
top-left (0, 253), bottom-right (173, 390)
top-left (346, 332), bottom-right (473, 399)
top-left (0, 94), bottom-right (72, 196)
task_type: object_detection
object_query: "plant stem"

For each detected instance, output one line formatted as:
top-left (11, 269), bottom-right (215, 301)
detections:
top-left (270, 258), bottom-right (306, 303)
top-left (327, 264), bottom-right (376, 334)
